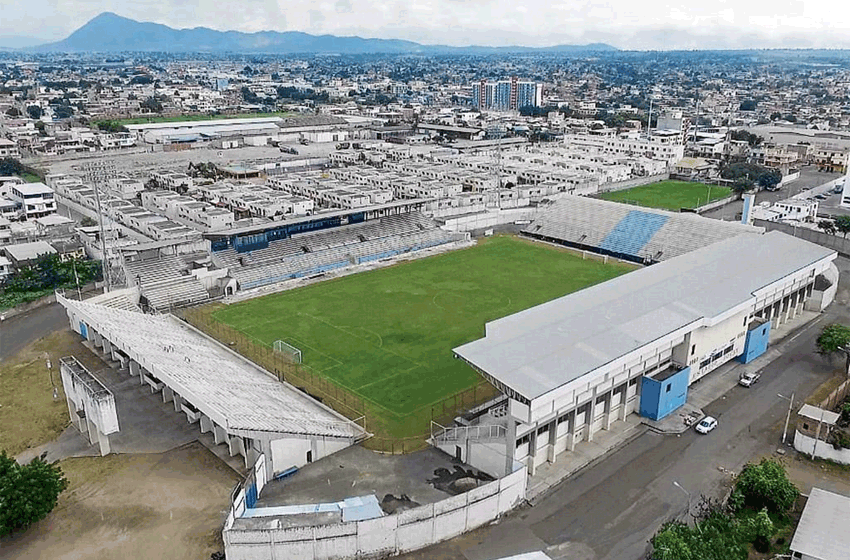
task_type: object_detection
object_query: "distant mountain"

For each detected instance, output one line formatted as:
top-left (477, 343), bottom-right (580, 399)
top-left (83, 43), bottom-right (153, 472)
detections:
top-left (32, 12), bottom-right (617, 55)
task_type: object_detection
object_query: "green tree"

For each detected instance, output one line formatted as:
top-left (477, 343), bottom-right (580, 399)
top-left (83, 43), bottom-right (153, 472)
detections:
top-left (5, 107), bottom-right (21, 117)
top-left (26, 105), bottom-right (43, 120)
top-left (0, 451), bottom-right (69, 536)
top-left (816, 324), bottom-right (850, 375)
top-left (728, 458), bottom-right (798, 514)
top-left (834, 215), bottom-right (850, 238)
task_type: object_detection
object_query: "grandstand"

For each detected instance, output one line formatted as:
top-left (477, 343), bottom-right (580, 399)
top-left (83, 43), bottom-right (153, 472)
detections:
top-left (523, 195), bottom-right (762, 263)
top-left (58, 293), bottom-right (366, 475)
top-left (214, 212), bottom-right (458, 291)
top-left (123, 253), bottom-right (210, 312)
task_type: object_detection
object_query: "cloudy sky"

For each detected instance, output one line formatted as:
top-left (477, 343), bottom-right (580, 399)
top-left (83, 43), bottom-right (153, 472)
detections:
top-left (2, 0), bottom-right (849, 50)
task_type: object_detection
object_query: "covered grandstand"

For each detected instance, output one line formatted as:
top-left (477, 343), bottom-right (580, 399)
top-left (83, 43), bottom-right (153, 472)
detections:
top-left (215, 212), bottom-right (459, 291)
top-left (523, 195), bottom-right (762, 263)
top-left (58, 293), bottom-right (366, 479)
top-left (451, 231), bottom-right (837, 476)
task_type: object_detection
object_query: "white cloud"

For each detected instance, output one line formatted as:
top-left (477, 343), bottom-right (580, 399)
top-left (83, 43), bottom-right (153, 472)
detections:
top-left (6, 0), bottom-right (850, 49)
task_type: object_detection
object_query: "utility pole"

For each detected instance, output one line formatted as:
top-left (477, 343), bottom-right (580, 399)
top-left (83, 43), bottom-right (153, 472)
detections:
top-left (778, 392), bottom-right (794, 444)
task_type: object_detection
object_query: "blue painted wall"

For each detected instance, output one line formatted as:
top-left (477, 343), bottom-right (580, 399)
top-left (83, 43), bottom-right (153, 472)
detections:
top-left (79, 321), bottom-right (88, 339)
top-left (639, 366), bottom-right (690, 421)
top-left (738, 321), bottom-right (771, 363)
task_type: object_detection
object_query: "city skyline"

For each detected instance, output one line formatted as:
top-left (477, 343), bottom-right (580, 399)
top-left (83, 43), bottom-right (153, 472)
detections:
top-left (4, 1), bottom-right (850, 51)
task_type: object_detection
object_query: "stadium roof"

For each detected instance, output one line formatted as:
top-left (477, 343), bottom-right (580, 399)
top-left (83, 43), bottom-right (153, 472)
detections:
top-left (454, 231), bottom-right (835, 402)
top-left (58, 295), bottom-right (364, 440)
top-left (790, 487), bottom-right (850, 560)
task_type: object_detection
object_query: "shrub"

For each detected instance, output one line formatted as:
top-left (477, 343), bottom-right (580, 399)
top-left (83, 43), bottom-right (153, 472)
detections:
top-left (729, 459), bottom-right (798, 514)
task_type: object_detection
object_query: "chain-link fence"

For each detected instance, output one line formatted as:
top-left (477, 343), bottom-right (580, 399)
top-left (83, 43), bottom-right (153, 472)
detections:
top-left (178, 305), bottom-right (498, 453)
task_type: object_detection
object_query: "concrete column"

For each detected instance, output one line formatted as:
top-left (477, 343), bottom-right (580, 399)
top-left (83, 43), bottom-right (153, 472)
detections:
top-left (129, 360), bottom-right (140, 382)
top-left (173, 393), bottom-right (182, 413)
top-left (504, 416), bottom-right (517, 476)
top-left (102, 338), bottom-right (112, 356)
top-left (77, 409), bottom-right (89, 437)
top-left (92, 330), bottom-right (103, 348)
top-left (162, 386), bottom-right (174, 404)
top-left (229, 434), bottom-right (245, 458)
top-left (199, 414), bottom-right (214, 434)
top-left (618, 385), bottom-right (629, 421)
top-left (96, 429), bottom-right (111, 456)
top-left (85, 416), bottom-right (97, 445)
top-left (586, 391), bottom-right (597, 442)
top-left (567, 411), bottom-right (578, 452)
top-left (67, 397), bottom-right (80, 430)
top-left (546, 418), bottom-right (558, 463)
top-left (527, 428), bottom-right (538, 476)
top-left (213, 424), bottom-right (229, 446)
top-left (603, 391), bottom-right (614, 430)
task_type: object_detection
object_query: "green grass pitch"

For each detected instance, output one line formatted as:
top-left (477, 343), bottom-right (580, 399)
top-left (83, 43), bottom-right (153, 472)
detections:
top-left (212, 236), bottom-right (634, 424)
top-left (599, 180), bottom-right (732, 211)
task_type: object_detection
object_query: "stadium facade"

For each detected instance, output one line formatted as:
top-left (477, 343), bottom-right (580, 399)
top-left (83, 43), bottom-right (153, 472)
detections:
top-left (453, 231), bottom-right (837, 476)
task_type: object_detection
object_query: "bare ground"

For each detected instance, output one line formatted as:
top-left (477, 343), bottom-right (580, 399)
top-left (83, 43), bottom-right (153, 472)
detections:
top-left (0, 443), bottom-right (238, 560)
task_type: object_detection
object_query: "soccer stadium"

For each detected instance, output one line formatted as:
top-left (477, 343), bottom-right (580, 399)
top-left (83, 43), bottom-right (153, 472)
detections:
top-left (55, 196), bottom-right (840, 560)
top-left (598, 179), bottom-right (732, 211)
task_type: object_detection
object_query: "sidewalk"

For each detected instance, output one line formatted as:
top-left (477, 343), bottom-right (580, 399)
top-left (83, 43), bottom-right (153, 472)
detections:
top-left (526, 415), bottom-right (646, 503)
top-left (644, 310), bottom-right (822, 435)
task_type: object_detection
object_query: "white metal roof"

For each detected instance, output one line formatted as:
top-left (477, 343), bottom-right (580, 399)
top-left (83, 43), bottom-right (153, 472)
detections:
top-left (791, 487), bottom-right (850, 560)
top-left (58, 295), bottom-right (364, 440)
top-left (4, 240), bottom-right (57, 261)
top-left (798, 404), bottom-right (840, 426)
top-left (455, 231), bottom-right (835, 401)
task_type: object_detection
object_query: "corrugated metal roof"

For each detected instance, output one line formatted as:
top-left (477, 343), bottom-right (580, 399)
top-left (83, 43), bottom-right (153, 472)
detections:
top-left (59, 296), bottom-right (364, 440)
top-left (791, 487), bottom-right (850, 560)
top-left (455, 231), bottom-right (835, 401)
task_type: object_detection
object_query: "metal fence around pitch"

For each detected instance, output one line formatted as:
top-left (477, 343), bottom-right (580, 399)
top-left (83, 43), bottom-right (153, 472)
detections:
top-left (177, 305), bottom-right (499, 454)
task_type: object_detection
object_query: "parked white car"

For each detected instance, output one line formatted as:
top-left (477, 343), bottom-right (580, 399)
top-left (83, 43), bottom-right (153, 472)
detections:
top-left (695, 416), bottom-right (718, 434)
top-left (739, 372), bottom-right (761, 387)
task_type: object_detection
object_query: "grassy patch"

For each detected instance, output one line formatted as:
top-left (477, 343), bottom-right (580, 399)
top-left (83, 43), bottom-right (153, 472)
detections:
top-left (97, 111), bottom-right (294, 127)
top-left (21, 172), bottom-right (42, 183)
top-left (600, 180), bottom-right (732, 211)
top-left (211, 236), bottom-right (635, 437)
top-left (0, 330), bottom-right (102, 456)
top-left (805, 374), bottom-right (846, 405)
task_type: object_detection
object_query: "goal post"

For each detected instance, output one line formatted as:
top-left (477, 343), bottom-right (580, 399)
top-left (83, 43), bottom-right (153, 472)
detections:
top-left (273, 340), bottom-right (302, 364)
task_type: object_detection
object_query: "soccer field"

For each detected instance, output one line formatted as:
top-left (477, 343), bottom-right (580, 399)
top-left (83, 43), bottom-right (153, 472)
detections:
top-left (211, 236), bottom-right (634, 436)
top-left (599, 180), bottom-right (731, 211)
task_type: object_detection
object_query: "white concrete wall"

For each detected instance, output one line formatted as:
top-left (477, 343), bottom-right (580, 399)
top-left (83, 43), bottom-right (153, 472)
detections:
top-left (223, 466), bottom-right (527, 560)
top-left (270, 436), bottom-right (350, 474)
top-left (793, 430), bottom-right (850, 465)
top-left (686, 310), bottom-right (748, 383)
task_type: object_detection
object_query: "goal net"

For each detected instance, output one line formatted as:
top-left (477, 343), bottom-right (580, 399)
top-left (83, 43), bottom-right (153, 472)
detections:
top-left (273, 340), bottom-right (302, 364)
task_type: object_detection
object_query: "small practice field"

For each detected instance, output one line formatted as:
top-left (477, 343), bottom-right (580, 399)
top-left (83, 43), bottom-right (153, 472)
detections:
top-left (599, 180), bottom-right (732, 211)
top-left (95, 111), bottom-right (294, 127)
top-left (212, 236), bottom-right (635, 438)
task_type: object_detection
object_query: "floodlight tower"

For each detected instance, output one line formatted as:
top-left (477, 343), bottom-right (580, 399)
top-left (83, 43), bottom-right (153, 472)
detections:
top-left (82, 161), bottom-right (116, 293)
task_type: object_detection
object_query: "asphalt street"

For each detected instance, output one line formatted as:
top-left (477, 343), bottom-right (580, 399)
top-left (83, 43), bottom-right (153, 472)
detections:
top-left (0, 302), bottom-right (67, 363)
top-left (400, 259), bottom-right (850, 560)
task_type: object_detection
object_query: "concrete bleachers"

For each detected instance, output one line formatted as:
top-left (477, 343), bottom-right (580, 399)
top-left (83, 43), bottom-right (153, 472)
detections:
top-left (123, 255), bottom-right (209, 312)
top-left (226, 213), bottom-right (455, 290)
top-left (523, 195), bottom-right (762, 263)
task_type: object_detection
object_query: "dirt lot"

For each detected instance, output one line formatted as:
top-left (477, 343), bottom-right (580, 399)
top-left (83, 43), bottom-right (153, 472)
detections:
top-left (0, 329), bottom-right (103, 456)
top-left (1, 328), bottom-right (239, 560)
top-left (0, 443), bottom-right (238, 560)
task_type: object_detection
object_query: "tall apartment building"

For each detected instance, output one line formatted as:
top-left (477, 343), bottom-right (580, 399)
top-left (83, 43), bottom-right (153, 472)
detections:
top-left (473, 77), bottom-right (539, 111)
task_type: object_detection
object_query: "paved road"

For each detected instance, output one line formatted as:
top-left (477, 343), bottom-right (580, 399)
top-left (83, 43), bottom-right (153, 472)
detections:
top-left (703, 165), bottom-right (844, 222)
top-left (401, 260), bottom-right (850, 560)
top-left (0, 302), bottom-right (66, 363)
